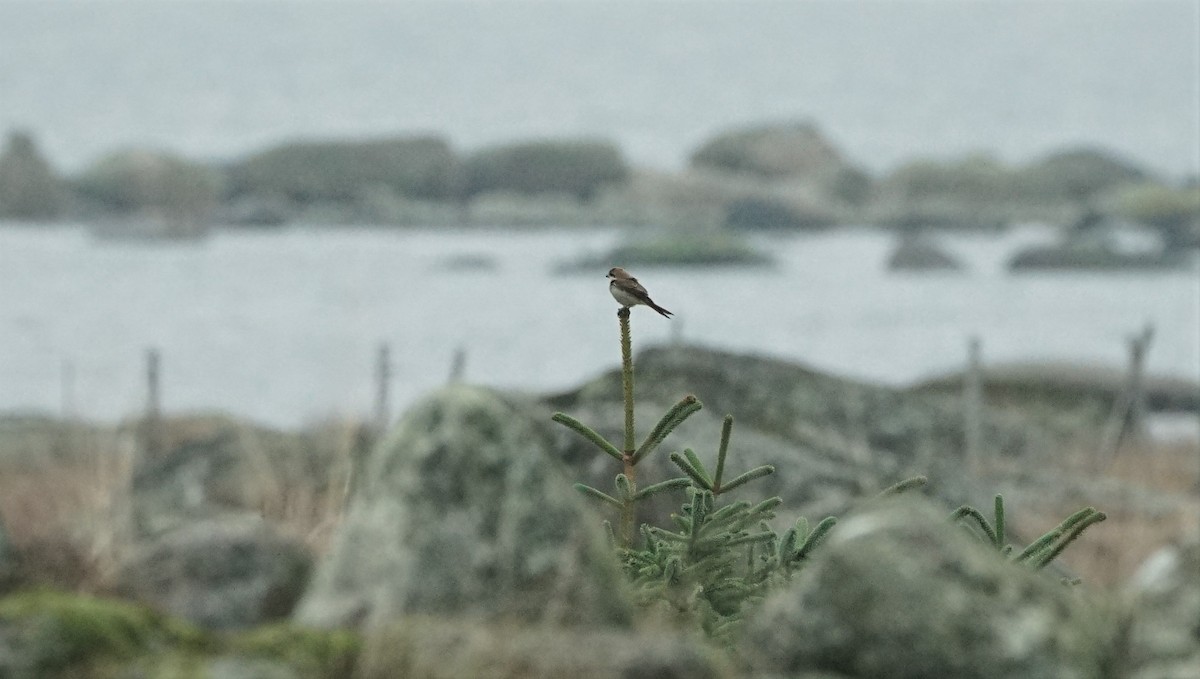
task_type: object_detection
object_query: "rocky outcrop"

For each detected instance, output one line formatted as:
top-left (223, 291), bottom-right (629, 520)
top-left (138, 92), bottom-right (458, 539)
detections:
top-left (742, 497), bottom-right (1124, 679)
top-left (0, 130), bottom-right (64, 220)
top-left (295, 385), bottom-right (633, 630)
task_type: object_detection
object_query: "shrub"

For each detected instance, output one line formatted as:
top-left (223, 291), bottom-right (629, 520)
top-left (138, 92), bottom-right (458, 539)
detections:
top-left (463, 139), bottom-right (628, 201)
top-left (0, 130), bottom-right (64, 220)
top-left (229, 135), bottom-right (460, 203)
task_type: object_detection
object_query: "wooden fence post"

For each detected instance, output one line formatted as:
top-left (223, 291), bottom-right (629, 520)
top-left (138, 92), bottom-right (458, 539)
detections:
top-left (373, 342), bottom-right (391, 435)
top-left (963, 336), bottom-right (984, 470)
top-left (1099, 324), bottom-right (1154, 462)
top-left (143, 347), bottom-right (163, 457)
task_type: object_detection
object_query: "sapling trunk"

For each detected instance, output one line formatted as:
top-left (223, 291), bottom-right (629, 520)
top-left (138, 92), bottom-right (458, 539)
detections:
top-left (618, 307), bottom-right (636, 545)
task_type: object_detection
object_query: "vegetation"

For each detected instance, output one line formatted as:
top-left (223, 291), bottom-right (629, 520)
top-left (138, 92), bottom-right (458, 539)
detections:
top-left (553, 304), bottom-right (1106, 644)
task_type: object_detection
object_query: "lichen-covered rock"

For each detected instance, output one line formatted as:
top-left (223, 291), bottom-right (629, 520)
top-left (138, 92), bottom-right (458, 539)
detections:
top-left (295, 385), bottom-right (633, 630)
top-left (741, 498), bottom-right (1122, 679)
top-left (115, 516), bottom-right (311, 630)
top-left (547, 345), bottom-right (1040, 524)
top-left (357, 616), bottom-right (728, 679)
top-left (1127, 538), bottom-right (1200, 679)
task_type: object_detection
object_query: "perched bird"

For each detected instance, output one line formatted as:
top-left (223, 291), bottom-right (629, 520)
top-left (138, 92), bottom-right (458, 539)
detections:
top-left (606, 267), bottom-right (673, 318)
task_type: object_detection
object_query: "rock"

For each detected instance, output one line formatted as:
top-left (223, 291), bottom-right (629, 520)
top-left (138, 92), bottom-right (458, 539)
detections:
top-left (129, 416), bottom-right (328, 539)
top-left (357, 616), bottom-right (728, 679)
top-left (547, 345), bottom-right (1042, 523)
top-left (74, 149), bottom-right (221, 223)
top-left (463, 139), bottom-right (629, 201)
top-left (724, 196), bottom-right (837, 232)
top-left (0, 130), bottom-right (64, 220)
top-left (1126, 539), bottom-right (1200, 678)
top-left (130, 427), bottom-right (262, 538)
top-left (294, 385), bottom-right (633, 630)
top-left (886, 234), bottom-right (964, 271)
top-left (690, 121), bottom-right (851, 180)
top-left (741, 497), bottom-right (1123, 679)
top-left (114, 516), bottom-right (311, 630)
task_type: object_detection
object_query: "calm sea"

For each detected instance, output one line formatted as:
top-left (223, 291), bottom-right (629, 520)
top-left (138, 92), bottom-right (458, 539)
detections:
top-left (1, 225), bottom-right (1197, 427)
top-left (0, 0), bottom-right (1197, 176)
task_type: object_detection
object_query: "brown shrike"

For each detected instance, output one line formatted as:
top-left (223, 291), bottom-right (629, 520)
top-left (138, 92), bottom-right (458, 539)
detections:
top-left (606, 267), bottom-right (673, 318)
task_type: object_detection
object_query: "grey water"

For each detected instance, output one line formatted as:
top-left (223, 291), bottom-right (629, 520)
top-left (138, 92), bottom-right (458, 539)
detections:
top-left (2, 225), bottom-right (1198, 428)
top-left (0, 0), bottom-right (1197, 177)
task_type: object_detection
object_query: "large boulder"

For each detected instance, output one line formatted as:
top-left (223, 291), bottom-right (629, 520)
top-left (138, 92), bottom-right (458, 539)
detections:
top-left (114, 516), bottom-right (311, 630)
top-left (547, 345), bottom-right (1042, 524)
top-left (741, 497), bottom-right (1123, 678)
top-left (294, 385), bottom-right (633, 630)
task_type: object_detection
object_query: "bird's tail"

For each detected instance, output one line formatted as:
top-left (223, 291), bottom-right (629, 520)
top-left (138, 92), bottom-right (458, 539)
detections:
top-left (649, 302), bottom-right (673, 318)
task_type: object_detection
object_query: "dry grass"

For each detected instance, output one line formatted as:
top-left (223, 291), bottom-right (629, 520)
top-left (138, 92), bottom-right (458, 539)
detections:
top-left (0, 422), bottom-right (135, 591)
top-left (1011, 436), bottom-right (1200, 588)
top-left (0, 414), bottom-right (362, 592)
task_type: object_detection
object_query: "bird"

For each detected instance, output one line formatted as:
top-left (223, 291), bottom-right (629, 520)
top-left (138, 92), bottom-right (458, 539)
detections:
top-left (606, 267), bottom-right (673, 318)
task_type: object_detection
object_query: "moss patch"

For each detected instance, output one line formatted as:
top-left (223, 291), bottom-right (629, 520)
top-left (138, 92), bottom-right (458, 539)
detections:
top-left (0, 588), bottom-right (206, 675)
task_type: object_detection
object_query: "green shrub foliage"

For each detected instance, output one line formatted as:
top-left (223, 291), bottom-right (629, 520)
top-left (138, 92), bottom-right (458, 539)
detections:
top-left (554, 306), bottom-right (1106, 641)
